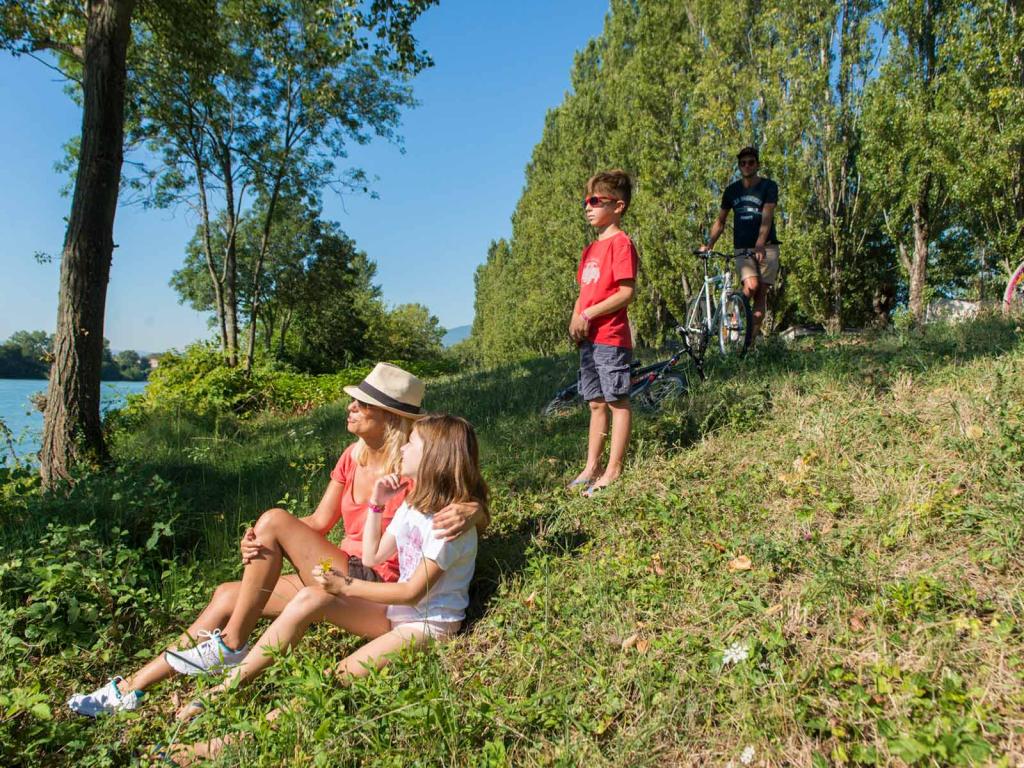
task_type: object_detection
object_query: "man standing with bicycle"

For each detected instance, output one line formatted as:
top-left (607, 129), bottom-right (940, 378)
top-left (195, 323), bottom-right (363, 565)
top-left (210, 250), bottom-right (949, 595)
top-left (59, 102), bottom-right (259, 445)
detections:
top-left (701, 146), bottom-right (780, 341)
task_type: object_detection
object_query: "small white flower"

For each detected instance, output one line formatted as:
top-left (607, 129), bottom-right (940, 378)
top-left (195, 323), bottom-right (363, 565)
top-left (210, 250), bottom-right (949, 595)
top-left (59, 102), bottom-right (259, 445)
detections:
top-left (740, 745), bottom-right (756, 765)
top-left (722, 641), bottom-right (750, 666)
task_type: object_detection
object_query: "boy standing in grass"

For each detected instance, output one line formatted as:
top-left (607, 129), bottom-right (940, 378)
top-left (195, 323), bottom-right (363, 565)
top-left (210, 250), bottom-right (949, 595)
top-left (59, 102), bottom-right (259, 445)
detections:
top-left (568, 170), bottom-right (638, 496)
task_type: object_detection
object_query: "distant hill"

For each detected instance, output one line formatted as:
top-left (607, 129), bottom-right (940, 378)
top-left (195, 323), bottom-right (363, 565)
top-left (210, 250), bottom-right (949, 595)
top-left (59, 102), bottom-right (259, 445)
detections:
top-left (442, 324), bottom-right (471, 347)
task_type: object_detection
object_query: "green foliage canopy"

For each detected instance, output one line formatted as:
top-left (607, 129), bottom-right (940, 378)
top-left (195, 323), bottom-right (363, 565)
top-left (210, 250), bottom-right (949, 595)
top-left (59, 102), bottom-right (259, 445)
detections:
top-left (470, 0), bottom-right (1024, 363)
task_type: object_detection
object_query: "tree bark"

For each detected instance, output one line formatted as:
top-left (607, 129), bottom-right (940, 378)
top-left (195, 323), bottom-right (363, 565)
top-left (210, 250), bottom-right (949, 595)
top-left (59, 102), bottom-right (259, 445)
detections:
top-left (1011, 0), bottom-right (1024, 246)
top-left (218, 143), bottom-right (240, 366)
top-left (195, 158), bottom-right (229, 352)
top-left (244, 180), bottom-right (282, 373)
top-left (40, 0), bottom-right (136, 487)
top-left (909, 174), bottom-right (932, 322)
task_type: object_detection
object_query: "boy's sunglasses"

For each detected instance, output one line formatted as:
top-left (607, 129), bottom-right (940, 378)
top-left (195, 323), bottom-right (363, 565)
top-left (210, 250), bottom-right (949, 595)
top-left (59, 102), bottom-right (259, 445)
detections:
top-left (739, 158), bottom-right (758, 166)
top-left (582, 195), bottom-right (617, 209)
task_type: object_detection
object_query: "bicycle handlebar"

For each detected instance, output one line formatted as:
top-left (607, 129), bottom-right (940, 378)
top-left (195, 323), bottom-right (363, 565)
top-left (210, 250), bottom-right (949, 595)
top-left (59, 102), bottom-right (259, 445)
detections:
top-left (691, 248), bottom-right (731, 260)
top-left (691, 247), bottom-right (756, 259)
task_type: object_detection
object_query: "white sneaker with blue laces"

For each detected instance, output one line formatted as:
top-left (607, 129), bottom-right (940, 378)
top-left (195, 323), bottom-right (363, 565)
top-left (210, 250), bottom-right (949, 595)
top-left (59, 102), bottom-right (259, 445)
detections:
top-left (164, 628), bottom-right (249, 675)
top-left (67, 677), bottom-right (143, 717)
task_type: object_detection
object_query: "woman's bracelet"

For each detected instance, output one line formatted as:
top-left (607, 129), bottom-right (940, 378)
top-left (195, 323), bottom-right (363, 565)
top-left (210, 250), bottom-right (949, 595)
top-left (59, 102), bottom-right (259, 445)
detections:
top-left (368, 502), bottom-right (385, 514)
top-left (580, 308), bottom-right (592, 322)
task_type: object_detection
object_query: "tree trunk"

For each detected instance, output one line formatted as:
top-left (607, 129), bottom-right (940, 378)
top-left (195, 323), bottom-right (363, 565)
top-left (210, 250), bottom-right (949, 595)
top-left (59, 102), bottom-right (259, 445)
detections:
top-left (278, 310), bottom-right (292, 358)
top-left (40, 0), bottom-right (136, 487)
top-left (909, 174), bottom-right (932, 322)
top-left (244, 180), bottom-right (283, 373)
top-left (195, 160), bottom-right (229, 352)
top-left (220, 146), bottom-right (239, 366)
top-left (1012, 0), bottom-right (1024, 247)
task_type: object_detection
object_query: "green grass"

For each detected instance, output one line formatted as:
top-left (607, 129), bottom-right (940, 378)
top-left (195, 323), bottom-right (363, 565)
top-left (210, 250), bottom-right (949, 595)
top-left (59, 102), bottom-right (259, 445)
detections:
top-left (1, 316), bottom-right (1023, 766)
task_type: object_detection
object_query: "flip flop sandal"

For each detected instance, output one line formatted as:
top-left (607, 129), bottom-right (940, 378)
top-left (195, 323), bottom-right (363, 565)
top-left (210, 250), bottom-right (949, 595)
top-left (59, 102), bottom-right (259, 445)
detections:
top-left (566, 477), bottom-right (592, 490)
top-left (583, 485), bottom-right (607, 498)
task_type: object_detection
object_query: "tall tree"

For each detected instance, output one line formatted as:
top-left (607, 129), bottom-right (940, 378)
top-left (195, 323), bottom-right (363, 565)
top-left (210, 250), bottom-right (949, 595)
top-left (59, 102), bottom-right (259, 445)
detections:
top-left (2, 1), bottom-right (435, 484)
top-left (134, 0), bottom-right (436, 370)
top-left (863, 0), bottom-right (958, 322)
top-left (2, 0), bottom-right (138, 484)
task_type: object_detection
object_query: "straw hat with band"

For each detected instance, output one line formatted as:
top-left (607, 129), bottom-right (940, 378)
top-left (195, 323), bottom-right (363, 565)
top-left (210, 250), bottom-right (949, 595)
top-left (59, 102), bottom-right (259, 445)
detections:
top-left (344, 363), bottom-right (426, 420)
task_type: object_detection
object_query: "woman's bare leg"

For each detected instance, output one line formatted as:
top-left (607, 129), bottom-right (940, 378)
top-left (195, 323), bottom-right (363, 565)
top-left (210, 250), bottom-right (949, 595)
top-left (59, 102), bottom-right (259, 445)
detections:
top-left (117, 574), bottom-right (305, 695)
top-left (218, 508), bottom-right (350, 651)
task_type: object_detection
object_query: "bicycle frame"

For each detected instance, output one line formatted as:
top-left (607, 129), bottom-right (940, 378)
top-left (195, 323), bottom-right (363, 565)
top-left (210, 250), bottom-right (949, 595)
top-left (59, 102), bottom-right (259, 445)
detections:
top-left (686, 256), bottom-right (733, 335)
top-left (546, 326), bottom-right (705, 415)
top-left (633, 337), bottom-right (704, 387)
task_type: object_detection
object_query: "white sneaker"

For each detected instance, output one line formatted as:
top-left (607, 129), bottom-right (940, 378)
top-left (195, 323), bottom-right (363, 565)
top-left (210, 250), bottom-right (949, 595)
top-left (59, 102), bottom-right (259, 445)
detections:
top-left (164, 629), bottom-right (249, 675)
top-left (67, 677), bottom-right (143, 717)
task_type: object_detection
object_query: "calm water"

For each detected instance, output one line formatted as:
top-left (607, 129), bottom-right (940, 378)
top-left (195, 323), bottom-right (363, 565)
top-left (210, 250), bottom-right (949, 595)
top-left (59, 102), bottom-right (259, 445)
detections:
top-left (0, 379), bottom-right (148, 465)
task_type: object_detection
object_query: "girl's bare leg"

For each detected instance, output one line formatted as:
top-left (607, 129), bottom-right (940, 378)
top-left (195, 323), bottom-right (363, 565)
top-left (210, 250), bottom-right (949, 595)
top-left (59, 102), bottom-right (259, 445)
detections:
top-left (171, 627), bottom-right (435, 760)
top-left (334, 624), bottom-right (433, 678)
top-left (115, 574), bottom-right (305, 695)
top-left (177, 586), bottom-right (389, 720)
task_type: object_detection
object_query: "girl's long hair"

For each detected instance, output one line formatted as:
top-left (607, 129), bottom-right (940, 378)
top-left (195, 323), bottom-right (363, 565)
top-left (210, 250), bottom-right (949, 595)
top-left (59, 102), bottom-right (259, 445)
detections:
top-left (353, 408), bottom-right (414, 474)
top-left (406, 414), bottom-right (489, 517)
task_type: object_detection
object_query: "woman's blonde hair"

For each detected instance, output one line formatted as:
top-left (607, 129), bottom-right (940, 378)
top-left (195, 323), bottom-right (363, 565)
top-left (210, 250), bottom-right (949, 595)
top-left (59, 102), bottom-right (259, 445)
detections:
top-left (352, 407), bottom-right (414, 474)
top-left (407, 414), bottom-right (489, 518)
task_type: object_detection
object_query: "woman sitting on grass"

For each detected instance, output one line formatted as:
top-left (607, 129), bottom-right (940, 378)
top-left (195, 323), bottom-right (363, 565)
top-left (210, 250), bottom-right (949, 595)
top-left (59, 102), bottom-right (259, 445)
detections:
top-left (67, 364), bottom-right (486, 717)
top-left (168, 413), bottom-right (487, 762)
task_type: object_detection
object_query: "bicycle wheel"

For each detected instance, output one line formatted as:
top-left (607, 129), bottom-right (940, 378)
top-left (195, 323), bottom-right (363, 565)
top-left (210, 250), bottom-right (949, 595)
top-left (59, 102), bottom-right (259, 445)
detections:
top-left (541, 383), bottom-right (582, 418)
top-left (1004, 261), bottom-right (1024, 315)
top-left (634, 371), bottom-right (687, 412)
top-left (718, 292), bottom-right (753, 355)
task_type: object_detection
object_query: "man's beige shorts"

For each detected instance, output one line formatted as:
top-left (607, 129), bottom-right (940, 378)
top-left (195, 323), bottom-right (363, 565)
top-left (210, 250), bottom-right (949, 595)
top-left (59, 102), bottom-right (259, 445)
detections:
top-left (735, 245), bottom-right (780, 286)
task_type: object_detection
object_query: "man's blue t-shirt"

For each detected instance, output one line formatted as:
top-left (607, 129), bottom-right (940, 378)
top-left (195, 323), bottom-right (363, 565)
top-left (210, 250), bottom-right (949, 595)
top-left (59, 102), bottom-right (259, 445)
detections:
top-left (721, 178), bottom-right (779, 248)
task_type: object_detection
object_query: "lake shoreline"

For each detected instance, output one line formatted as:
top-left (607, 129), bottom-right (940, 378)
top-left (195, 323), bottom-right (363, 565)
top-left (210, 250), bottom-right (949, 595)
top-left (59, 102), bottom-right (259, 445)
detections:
top-left (1, 379), bottom-right (149, 463)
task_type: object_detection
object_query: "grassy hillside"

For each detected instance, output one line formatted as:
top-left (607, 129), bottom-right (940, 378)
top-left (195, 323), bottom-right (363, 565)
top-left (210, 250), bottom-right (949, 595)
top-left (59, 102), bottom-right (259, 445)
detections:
top-left (1, 318), bottom-right (1022, 766)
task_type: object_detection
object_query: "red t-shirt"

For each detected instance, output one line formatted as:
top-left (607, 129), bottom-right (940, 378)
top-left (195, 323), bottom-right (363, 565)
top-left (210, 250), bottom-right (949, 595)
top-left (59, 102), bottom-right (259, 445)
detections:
top-left (576, 231), bottom-right (638, 348)
top-left (329, 444), bottom-right (405, 582)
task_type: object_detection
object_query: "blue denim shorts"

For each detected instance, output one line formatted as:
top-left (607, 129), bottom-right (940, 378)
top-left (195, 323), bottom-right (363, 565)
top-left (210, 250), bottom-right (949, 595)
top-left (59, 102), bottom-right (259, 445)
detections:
top-left (579, 341), bottom-right (632, 402)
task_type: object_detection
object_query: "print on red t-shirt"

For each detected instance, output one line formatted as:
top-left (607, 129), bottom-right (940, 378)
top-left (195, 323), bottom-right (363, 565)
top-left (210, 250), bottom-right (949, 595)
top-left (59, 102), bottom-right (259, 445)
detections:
top-left (576, 231), bottom-right (638, 348)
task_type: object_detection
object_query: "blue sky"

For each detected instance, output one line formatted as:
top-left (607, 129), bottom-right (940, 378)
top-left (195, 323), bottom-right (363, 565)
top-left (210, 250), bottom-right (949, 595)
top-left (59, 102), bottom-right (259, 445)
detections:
top-left (0, 1), bottom-right (609, 352)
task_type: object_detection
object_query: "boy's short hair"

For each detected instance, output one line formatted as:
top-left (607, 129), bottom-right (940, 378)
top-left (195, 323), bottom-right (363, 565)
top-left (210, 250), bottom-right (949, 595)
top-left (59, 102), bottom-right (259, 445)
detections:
top-left (737, 146), bottom-right (760, 162)
top-left (587, 170), bottom-right (632, 213)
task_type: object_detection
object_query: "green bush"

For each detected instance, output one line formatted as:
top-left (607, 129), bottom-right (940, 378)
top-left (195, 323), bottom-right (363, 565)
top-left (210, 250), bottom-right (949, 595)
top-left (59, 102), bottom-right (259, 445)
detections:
top-left (119, 344), bottom-right (460, 421)
top-left (0, 521), bottom-right (172, 652)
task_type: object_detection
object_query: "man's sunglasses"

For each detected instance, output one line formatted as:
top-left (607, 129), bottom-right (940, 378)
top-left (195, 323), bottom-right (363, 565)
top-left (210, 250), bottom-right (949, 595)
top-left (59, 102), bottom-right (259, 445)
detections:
top-left (739, 158), bottom-right (758, 166)
top-left (582, 195), bottom-right (617, 209)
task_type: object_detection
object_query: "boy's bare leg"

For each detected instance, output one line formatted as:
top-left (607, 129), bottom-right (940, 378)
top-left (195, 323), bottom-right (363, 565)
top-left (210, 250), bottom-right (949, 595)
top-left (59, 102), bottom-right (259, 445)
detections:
top-left (116, 575), bottom-right (304, 696)
top-left (571, 400), bottom-right (608, 485)
top-left (589, 398), bottom-right (631, 491)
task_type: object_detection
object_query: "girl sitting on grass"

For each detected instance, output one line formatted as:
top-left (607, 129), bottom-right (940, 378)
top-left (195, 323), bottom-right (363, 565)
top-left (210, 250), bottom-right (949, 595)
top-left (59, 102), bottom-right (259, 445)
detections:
top-left (168, 413), bottom-right (487, 759)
